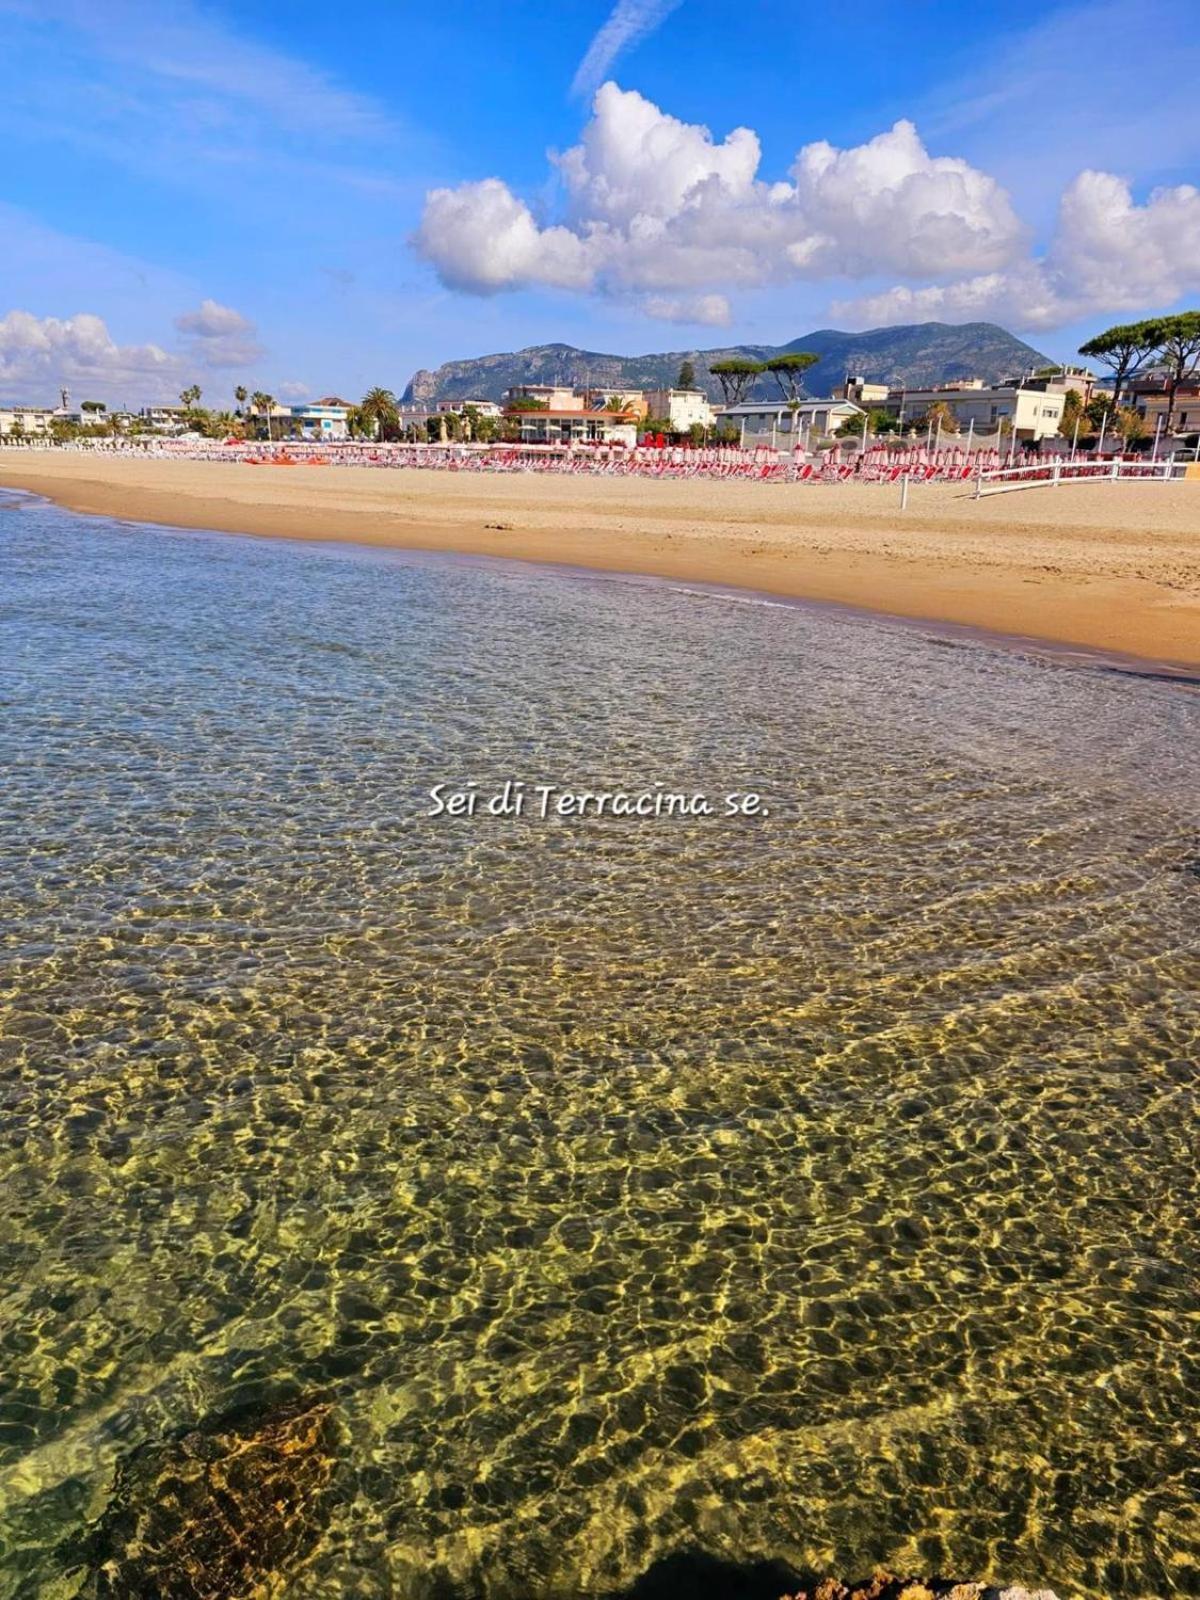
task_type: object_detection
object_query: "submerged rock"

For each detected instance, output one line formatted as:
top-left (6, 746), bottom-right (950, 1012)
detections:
top-left (780, 1577), bottom-right (1058, 1600)
top-left (75, 1396), bottom-right (338, 1599)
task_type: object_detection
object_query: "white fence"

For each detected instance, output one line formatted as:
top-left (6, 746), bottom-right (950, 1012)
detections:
top-left (973, 458), bottom-right (1179, 498)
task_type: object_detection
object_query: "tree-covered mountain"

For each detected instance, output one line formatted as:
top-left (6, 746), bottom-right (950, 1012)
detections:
top-left (402, 323), bottom-right (1053, 405)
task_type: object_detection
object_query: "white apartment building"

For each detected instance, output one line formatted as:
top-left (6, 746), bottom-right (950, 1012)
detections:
top-left (436, 398), bottom-right (503, 417)
top-left (644, 388), bottom-right (715, 430)
top-left (0, 405), bottom-right (57, 437)
top-left (139, 404), bottom-right (191, 432)
top-left (844, 377), bottom-right (1069, 442)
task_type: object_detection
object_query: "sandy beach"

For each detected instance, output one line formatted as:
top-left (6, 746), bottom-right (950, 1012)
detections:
top-left (2, 451), bottom-right (1197, 667)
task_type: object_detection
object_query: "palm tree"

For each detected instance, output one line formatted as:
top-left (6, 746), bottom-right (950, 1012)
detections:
top-left (250, 390), bottom-right (275, 442)
top-left (359, 387), bottom-right (399, 442)
top-left (234, 385), bottom-right (248, 417)
top-left (206, 410), bottom-right (241, 440)
top-left (180, 384), bottom-right (202, 412)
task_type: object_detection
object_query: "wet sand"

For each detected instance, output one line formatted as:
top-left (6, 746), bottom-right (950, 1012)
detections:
top-left (1, 452), bottom-right (1197, 666)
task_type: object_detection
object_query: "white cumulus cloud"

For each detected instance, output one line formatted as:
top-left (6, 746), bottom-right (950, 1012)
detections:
top-left (834, 171), bottom-right (1200, 330)
top-left (0, 309), bottom-right (179, 398)
top-left (174, 298), bottom-right (264, 367)
top-left (416, 178), bottom-right (594, 294)
top-left (414, 85), bottom-right (1026, 310)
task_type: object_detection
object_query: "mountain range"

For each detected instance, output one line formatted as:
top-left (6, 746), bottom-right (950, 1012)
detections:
top-left (402, 322), bottom-right (1054, 406)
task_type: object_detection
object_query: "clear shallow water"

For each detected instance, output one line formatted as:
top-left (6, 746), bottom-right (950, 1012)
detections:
top-left (0, 495), bottom-right (1198, 1600)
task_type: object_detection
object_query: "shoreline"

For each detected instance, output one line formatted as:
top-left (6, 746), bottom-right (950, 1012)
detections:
top-left (2, 453), bottom-right (1197, 668)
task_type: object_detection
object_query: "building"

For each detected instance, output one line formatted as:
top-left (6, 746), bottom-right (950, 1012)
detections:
top-left (0, 405), bottom-right (57, 437)
top-left (505, 384), bottom-right (580, 410)
top-left (1125, 376), bottom-right (1200, 439)
top-left (506, 405), bottom-right (639, 448)
top-left (1030, 364), bottom-right (1096, 404)
top-left (505, 384), bottom-right (649, 419)
top-left (258, 401), bottom-right (350, 441)
top-left (843, 377), bottom-right (891, 407)
top-left (644, 388), bottom-right (715, 430)
top-left (435, 398), bottom-right (502, 418)
top-left (588, 388), bottom-right (648, 419)
top-left (397, 402), bottom-right (437, 431)
top-left (139, 404), bottom-right (190, 433)
top-left (720, 399), bottom-right (864, 447)
top-left (850, 378), bottom-right (1068, 443)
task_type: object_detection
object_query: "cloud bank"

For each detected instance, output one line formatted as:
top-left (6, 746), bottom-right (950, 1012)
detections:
top-left (835, 171), bottom-right (1200, 329)
top-left (417, 85), bottom-right (1024, 319)
top-left (0, 309), bottom-right (178, 396)
top-left (0, 297), bottom-right (265, 400)
top-left (415, 82), bottom-right (1200, 331)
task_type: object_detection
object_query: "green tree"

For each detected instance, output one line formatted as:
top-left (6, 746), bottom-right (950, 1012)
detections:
top-left (710, 358), bottom-right (764, 407)
top-left (604, 395), bottom-right (627, 413)
top-left (1114, 407), bottom-right (1148, 445)
top-left (1085, 395), bottom-right (1113, 429)
top-left (180, 384), bottom-right (202, 412)
top-left (359, 387), bottom-right (400, 441)
top-left (1058, 388), bottom-right (1085, 438)
top-left (1078, 319), bottom-right (1162, 413)
top-left (203, 410), bottom-right (240, 439)
top-left (765, 352), bottom-right (819, 402)
top-left (677, 359), bottom-right (696, 389)
top-left (506, 396), bottom-right (550, 412)
top-left (469, 410), bottom-right (501, 444)
top-left (924, 400), bottom-right (959, 436)
top-left (838, 408), bottom-right (898, 439)
top-left (1155, 311), bottom-right (1200, 434)
top-left (81, 399), bottom-right (106, 415)
top-left (234, 385), bottom-right (248, 416)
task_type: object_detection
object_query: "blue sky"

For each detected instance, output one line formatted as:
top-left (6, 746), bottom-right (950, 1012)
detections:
top-left (1, 0), bottom-right (1197, 404)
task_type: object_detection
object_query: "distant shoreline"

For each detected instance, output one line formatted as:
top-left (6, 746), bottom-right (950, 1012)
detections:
top-left (1, 452), bottom-right (1197, 669)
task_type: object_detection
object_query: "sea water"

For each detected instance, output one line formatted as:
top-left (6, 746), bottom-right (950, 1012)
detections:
top-left (0, 496), bottom-right (1197, 1598)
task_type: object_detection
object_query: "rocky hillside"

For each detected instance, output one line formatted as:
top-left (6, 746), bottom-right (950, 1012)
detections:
top-left (403, 323), bottom-right (1053, 405)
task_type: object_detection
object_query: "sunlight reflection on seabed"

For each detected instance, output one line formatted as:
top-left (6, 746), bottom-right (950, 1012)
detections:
top-left (0, 502), bottom-right (1197, 1599)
